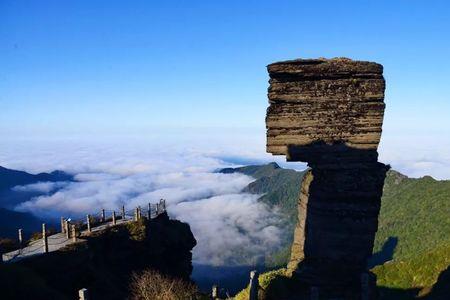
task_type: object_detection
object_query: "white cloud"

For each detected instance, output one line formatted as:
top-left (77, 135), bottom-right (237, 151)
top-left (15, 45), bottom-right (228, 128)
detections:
top-left (12, 181), bottom-right (69, 193)
top-left (2, 129), bottom-right (450, 266)
top-left (4, 136), bottom-right (285, 265)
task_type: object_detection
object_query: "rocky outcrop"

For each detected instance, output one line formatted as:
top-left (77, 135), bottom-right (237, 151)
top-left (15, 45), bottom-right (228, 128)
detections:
top-left (0, 213), bottom-right (196, 300)
top-left (266, 58), bottom-right (385, 157)
top-left (266, 58), bottom-right (388, 299)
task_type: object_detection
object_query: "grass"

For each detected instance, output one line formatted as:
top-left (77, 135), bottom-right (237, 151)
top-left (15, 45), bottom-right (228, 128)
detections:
top-left (234, 269), bottom-right (288, 300)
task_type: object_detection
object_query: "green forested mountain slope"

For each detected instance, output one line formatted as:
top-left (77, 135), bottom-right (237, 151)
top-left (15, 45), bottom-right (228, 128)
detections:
top-left (374, 170), bottom-right (450, 259)
top-left (221, 162), bottom-right (306, 223)
top-left (223, 163), bottom-right (450, 297)
top-left (371, 170), bottom-right (450, 296)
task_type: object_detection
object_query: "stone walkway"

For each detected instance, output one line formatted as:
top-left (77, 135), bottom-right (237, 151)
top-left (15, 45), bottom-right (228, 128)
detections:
top-left (2, 217), bottom-right (131, 263)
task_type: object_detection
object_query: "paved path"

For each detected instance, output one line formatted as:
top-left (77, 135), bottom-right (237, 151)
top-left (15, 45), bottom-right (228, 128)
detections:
top-left (2, 217), bottom-right (131, 263)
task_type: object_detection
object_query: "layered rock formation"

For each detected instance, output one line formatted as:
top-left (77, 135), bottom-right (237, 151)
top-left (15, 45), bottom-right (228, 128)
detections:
top-left (266, 58), bottom-right (388, 298)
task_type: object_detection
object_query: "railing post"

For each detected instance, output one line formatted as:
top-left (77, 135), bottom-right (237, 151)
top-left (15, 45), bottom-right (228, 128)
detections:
top-left (148, 203), bottom-right (151, 219)
top-left (101, 209), bottom-right (105, 223)
top-left (18, 228), bottom-right (23, 246)
top-left (71, 224), bottom-right (77, 242)
top-left (65, 220), bottom-right (70, 239)
top-left (87, 214), bottom-right (91, 232)
top-left (112, 211), bottom-right (116, 225)
top-left (249, 270), bottom-right (259, 300)
top-left (121, 205), bottom-right (125, 220)
top-left (361, 273), bottom-right (369, 300)
top-left (61, 217), bottom-right (65, 233)
top-left (156, 203), bottom-right (160, 215)
top-left (211, 284), bottom-right (218, 299)
top-left (310, 286), bottom-right (319, 300)
top-left (42, 223), bottom-right (48, 253)
top-left (78, 288), bottom-right (89, 300)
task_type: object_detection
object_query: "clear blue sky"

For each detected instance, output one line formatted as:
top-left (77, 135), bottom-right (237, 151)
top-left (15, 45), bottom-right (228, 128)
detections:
top-left (1, 0), bottom-right (449, 138)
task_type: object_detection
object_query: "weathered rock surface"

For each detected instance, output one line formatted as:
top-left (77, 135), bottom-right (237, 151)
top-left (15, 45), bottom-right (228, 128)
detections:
top-left (0, 213), bottom-right (197, 300)
top-left (266, 58), bottom-right (388, 299)
top-left (266, 58), bottom-right (385, 158)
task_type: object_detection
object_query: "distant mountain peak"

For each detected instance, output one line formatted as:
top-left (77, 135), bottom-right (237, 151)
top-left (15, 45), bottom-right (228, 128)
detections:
top-left (0, 165), bottom-right (74, 209)
top-left (267, 162), bottom-right (281, 169)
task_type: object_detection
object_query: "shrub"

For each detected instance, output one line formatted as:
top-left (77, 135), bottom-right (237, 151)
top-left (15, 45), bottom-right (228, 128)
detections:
top-left (129, 269), bottom-right (199, 300)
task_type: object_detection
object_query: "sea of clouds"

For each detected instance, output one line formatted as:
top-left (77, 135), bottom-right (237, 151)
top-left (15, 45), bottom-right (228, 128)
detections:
top-left (0, 132), bottom-right (290, 265)
top-left (1, 128), bottom-right (449, 266)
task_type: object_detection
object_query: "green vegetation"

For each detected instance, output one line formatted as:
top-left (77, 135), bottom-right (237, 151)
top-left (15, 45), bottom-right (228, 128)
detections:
top-left (126, 218), bottom-right (147, 241)
top-left (234, 268), bottom-right (288, 300)
top-left (222, 162), bottom-right (305, 223)
top-left (371, 170), bottom-right (450, 295)
top-left (220, 163), bottom-right (306, 267)
top-left (227, 163), bottom-right (450, 298)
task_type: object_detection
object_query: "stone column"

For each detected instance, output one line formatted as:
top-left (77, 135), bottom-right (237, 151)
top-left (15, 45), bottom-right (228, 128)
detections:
top-left (87, 214), bottom-right (91, 232)
top-left (121, 205), bottom-right (125, 220)
top-left (60, 217), bottom-right (65, 233)
top-left (266, 58), bottom-right (388, 296)
top-left (249, 270), bottom-right (259, 300)
top-left (71, 224), bottom-right (77, 242)
top-left (78, 288), bottom-right (89, 300)
top-left (211, 285), bottom-right (218, 299)
top-left (65, 220), bottom-right (70, 239)
top-left (112, 211), bottom-right (116, 225)
top-left (18, 229), bottom-right (23, 246)
top-left (42, 223), bottom-right (48, 253)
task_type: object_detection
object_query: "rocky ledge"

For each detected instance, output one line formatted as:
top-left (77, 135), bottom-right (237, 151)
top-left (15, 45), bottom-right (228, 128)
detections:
top-left (0, 212), bottom-right (197, 300)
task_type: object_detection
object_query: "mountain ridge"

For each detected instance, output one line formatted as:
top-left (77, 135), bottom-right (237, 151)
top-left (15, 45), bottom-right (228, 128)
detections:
top-left (222, 163), bottom-right (450, 297)
top-left (0, 166), bottom-right (73, 239)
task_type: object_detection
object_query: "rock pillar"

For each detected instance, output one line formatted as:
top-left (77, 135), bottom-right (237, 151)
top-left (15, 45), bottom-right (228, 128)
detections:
top-left (266, 58), bottom-right (388, 297)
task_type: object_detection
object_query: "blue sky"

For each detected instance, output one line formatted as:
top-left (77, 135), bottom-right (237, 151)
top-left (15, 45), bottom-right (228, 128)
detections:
top-left (1, 1), bottom-right (450, 178)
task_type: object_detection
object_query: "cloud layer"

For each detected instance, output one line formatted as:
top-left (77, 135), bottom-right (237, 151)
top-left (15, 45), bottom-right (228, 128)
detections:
top-left (3, 136), bottom-right (287, 265)
top-left (2, 129), bottom-right (450, 265)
